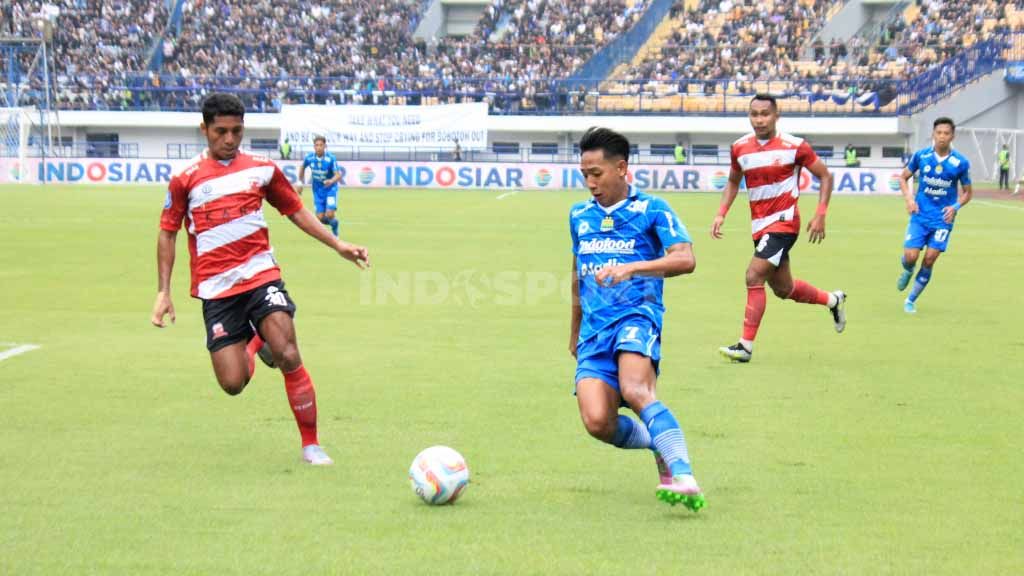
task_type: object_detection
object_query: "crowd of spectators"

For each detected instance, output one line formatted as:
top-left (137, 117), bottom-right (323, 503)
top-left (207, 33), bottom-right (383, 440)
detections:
top-left (3, 0), bottom-right (1022, 113)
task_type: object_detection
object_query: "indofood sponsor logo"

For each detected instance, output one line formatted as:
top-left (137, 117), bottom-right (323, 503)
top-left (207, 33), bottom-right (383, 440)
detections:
top-left (358, 166), bottom-right (375, 185)
top-left (710, 171), bottom-right (729, 190)
top-left (534, 168), bottom-right (552, 187)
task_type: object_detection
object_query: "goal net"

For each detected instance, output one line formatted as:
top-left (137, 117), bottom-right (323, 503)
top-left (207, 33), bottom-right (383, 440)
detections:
top-left (0, 107), bottom-right (36, 184)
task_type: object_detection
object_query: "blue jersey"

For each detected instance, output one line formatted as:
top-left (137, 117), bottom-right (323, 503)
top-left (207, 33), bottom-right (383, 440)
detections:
top-left (906, 147), bottom-right (971, 227)
top-left (302, 151), bottom-right (339, 193)
top-left (570, 186), bottom-right (691, 344)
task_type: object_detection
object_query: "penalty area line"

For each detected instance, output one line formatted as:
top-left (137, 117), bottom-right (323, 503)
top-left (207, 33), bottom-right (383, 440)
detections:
top-left (973, 200), bottom-right (1024, 212)
top-left (0, 344), bottom-right (41, 363)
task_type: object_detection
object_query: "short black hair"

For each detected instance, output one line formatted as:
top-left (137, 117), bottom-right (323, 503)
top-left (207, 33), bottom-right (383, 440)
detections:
top-left (579, 126), bottom-right (630, 161)
top-left (751, 93), bottom-right (777, 110)
top-left (201, 93), bottom-right (245, 125)
top-left (933, 117), bottom-right (955, 132)
top-left (313, 135), bottom-right (326, 144)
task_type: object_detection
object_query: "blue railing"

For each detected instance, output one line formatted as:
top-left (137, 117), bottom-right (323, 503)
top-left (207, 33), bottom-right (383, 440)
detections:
top-left (895, 35), bottom-right (1009, 115)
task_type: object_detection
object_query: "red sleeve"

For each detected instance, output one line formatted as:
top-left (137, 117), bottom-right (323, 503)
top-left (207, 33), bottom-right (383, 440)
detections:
top-left (796, 140), bottom-right (819, 167)
top-left (159, 175), bottom-right (189, 231)
top-left (730, 144), bottom-right (741, 173)
top-left (264, 164), bottom-right (303, 216)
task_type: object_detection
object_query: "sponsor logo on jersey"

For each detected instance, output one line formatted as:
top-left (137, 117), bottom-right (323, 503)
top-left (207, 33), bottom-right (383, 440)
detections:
top-left (578, 238), bottom-right (637, 255)
top-left (626, 200), bottom-right (649, 213)
top-left (579, 258), bottom-right (621, 277)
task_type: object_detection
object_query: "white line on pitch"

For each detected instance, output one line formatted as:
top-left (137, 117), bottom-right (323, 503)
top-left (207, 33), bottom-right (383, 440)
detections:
top-left (0, 344), bottom-right (40, 363)
top-left (973, 200), bottom-right (1024, 211)
top-left (496, 191), bottom-right (519, 200)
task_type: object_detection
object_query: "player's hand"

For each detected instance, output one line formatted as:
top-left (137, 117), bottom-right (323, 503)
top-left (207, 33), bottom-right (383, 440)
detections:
top-left (942, 205), bottom-right (957, 223)
top-left (905, 199), bottom-right (919, 215)
top-left (807, 214), bottom-right (826, 244)
top-left (338, 242), bottom-right (370, 269)
top-left (150, 291), bottom-right (175, 328)
top-left (595, 263), bottom-right (635, 287)
top-left (710, 215), bottom-right (725, 239)
top-left (295, 184), bottom-right (304, 195)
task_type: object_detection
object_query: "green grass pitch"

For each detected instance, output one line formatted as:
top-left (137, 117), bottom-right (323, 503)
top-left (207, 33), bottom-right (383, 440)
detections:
top-left (1, 184), bottom-right (1022, 574)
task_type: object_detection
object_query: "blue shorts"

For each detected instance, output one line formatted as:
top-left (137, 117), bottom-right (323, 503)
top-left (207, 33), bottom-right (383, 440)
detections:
top-left (904, 219), bottom-right (952, 252)
top-left (313, 186), bottom-right (339, 214)
top-left (574, 315), bottom-right (661, 394)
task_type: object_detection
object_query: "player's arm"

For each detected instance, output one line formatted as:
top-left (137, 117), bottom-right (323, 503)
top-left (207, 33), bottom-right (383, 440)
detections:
top-left (804, 159), bottom-right (832, 244)
top-left (151, 229), bottom-right (178, 327)
top-left (288, 208), bottom-right (369, 268)
top-left (711, 166), bottom-right (743, 239)
top-left (323, 160), bottom-right (342, 187)
top-left (943, 178), bottom-right (973, 224)
top-left (595, 242), bottom-right (695, 287)
top-left (296, 161), bottom-right (306, 194)
top-left (570, 257), bottom-right (581, 358)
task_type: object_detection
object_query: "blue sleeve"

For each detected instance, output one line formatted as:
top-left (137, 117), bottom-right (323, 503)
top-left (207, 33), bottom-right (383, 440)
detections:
top-left (959, 158), bottom-right (972, 186)
top-left (906, 151), bottom-right (920, 174)
top-left (301, 154), bottom-right (311, 169)
top-left (652, 200), bottom-right (691, 249)
top-left (569, 211), bottom-right (579, 255)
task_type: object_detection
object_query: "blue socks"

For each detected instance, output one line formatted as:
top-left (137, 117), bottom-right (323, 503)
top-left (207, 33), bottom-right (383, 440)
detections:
top-left (611, 415), bottom-right (652, 449)
top-left (319, 216), bottom-right (340, 237)
top-left (639, 401), bottom-right (692, 477)
top-left (908, 266), bottom-right (932, 303)
top-left (901, 256), bottom-right (914, 272)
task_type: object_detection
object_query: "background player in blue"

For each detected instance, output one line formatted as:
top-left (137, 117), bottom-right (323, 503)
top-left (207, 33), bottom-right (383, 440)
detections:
top-left (897, 117), bottom-right (973, 313)
top-left (569, 127), bottom-right (704, 511)
top-left (297, 135), bottom-right (343, 237)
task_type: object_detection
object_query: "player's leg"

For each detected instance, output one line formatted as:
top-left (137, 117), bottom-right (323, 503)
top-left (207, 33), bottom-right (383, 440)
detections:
top-left (907, 244), bottom-right (944, 311)
top-left (900, 220), bottom-right (927, 291)
top-left (324, 191), bottom-right (339, 237)
top-left (575, 335), bottom-right (652, 450)
top-left (770, 257), bottom-right (845, 332)
top-left (248, 282), bottom-right (332, 464)
top-left (719, 253), bottom-right (772, 362)
top-left (617, 353), bottom-right (703, 510)
top-left (203, 294), bottom-right (259, 394)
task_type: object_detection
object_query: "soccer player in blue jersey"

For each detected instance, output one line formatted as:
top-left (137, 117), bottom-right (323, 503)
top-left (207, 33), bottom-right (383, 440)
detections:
top-left (897, 117), bottom-right (973, 313)
top-left (297, 136), bottom-right (343, 237)
top-left (569, 127), bottom-right (705, 511)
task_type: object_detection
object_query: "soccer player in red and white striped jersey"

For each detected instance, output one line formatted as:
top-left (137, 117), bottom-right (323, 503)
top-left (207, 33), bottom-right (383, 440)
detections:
top-left (710, 94), bottom-right (846, 363)
top-left (150, 94), bottom-right (370, 464)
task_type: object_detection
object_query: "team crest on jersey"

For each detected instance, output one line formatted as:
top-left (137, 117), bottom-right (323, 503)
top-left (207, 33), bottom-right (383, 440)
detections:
top-left (934, 165), bottom-right (943, 175)
top-left (600, 216), bottom-right (614, 231)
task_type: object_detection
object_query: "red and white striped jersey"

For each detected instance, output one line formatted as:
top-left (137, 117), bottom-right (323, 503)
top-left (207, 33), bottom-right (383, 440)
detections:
top-left (730, 131), bottom-right (819, 239)
top-left (160, 149), bottom-right (303, 300)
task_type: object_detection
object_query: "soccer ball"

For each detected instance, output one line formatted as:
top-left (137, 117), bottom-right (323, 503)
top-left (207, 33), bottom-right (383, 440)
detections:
top-left (408, 445), bottom-right (470, 505)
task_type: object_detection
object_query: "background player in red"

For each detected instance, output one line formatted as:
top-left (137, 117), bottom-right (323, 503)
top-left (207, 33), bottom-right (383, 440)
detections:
top-left (710, 94), bottom-right (846, 363)
top-left (150, 93), bottom-right (369, 464)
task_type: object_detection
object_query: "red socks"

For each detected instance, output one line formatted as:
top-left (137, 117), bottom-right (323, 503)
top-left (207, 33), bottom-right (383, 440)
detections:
top-left (743, 285), bottom-right (766, 341)
top-left (283, 365), bottom-right (319, 447)
top-left (787, 279), bottom-right (831, 306)
top-left (245, 335), bottom-right (264, 381)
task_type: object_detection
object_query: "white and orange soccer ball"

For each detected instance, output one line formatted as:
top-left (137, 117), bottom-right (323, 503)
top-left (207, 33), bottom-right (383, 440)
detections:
top-left (408, 446), bottom-right (470, 505)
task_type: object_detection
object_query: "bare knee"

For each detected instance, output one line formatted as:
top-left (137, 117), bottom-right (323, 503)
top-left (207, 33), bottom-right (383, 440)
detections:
top-left (620, 381), bottom-right (656, 412)
top-left (580, 408), bottom-right (616, 442)
top-left (273, 342), bottom-right (302, 373)
top-left (218, 377), bottom-right (248, 396)
top-left (922, 254), bottom-right (940, 268)
top-left (768, 281), bottom-right (791, 299)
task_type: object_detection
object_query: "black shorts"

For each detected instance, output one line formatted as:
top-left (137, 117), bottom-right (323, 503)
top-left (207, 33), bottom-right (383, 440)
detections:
top-left (201, 280), bottom-right (296, 352)
top-left (752, 233), bottom-right (798, 266)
